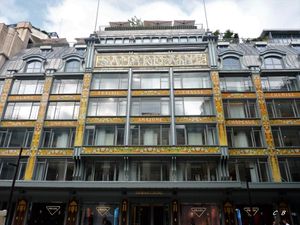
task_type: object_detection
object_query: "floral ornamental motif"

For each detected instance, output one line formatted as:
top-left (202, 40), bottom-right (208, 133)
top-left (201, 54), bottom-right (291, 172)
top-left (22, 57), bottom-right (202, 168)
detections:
top-left (86, 117), bottom-right (126, 124)
top-left (174, 89), bottom-right (213, 96)
top-left (49, 95), bottom-right (81, 101)
top-left (222, 93), bottom-right (257, 99)
top-left (82, 146), bottom-right (220, 154)
top-left (176, 117), bottom-right (216, 123)
top-left (44, 121), bottom-right (78, 127)
top-left (130, 117), bottom-right (171, 124)
top-left (74, 73), bottom-right (92, 147)
top-left (132, 90), bottom-right (170, 96)
top-left (8, 95), bottom-right (42, 101)
top-left (211, 71), bottom-right (227, 146)
top-left (225, 120), bottom-right (261, 126)
top-left (0, 149), bottom-right (31, 156)
top-left (269, 119), bottom-right (300, 126)
top-left (0, 78), bottom-right (13, 118)
top-left (0, 121), bottom-right (35, 127)
top-left (229, 148), bottom-right (268, 156)
top-left (276, 149), bottom-right (300, 155)
top-left (38, 149), bottom-right (74, 156)
top-left (90, 90), bottom-right (128, 97)
top-left (95, 52), bottom-right (208, 68)
top-left (264, 92), bottom-right (300, 99)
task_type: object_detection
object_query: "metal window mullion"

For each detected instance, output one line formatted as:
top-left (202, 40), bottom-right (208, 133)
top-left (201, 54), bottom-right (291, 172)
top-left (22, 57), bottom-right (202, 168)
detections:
top-left (285, 159), bottom-right (292, 182)
top-left (169, 68), bottom-right (176, 145)
top-left (278, 127), bottom-right (285, 147)
top-left (125, 69), bottom-right (132, 145)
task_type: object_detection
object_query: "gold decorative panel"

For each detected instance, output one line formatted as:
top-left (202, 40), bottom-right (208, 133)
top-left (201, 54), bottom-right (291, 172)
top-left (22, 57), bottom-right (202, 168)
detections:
top-left (0, 148), bottom-right (31, 156)
top-left (74, 73), bottom-right (92, 147)
top-left (176, 117), bottom-right (216, 123)
top-left (253, 73), bottom-right (281, 182)
top-left (221, 93), bottom-right (257, 99)
top-left (0, 121), bottom-right (35, 127)
top-left (229, 148), bottom-right (268, 156)
top-left (86, 117), bottom-right (126, 124)
top-left (211, 71), bottom-right (227, 146)
top-left (276, 149), bottom-right (300, 155)
top-left (174, 89), bottom-right (213, 96)
top-left (24, 76), bottom-right (53, 180)
top-left (8, 95), bottom-right (42, 101)
top-left (44, 121), bottom-right (78, 127)
top-left (225, 119), bottom-right (261, 126)
top-left (38, 149), bottom-right (74, 156)
top-left (95, 52), bottom-right (208, 68)
top-left (90, 90), bottom-right (127, 97)
top-left (49, 95), bottom-right (81, 101)
top-left (132, 90), bottom-right (170, 96)
top-left (269, 119), bottom-right (300, 126)
top-left (264, 92), bottom-right (300, 99)
top-left (130, 117), bottom-right (171, 124)
top-left (0, 78), bottom-right (12, 118)
top-left (82, 146), bottom-right (220, 155)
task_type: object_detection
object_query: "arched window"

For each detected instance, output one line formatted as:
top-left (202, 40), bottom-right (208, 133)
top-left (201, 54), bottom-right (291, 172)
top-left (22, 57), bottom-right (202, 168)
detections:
top-left (223, 57), bottom-right (241, 70)
top-left (264, 57), bottom-right (283, 69)
top-left (26, 60), bottom-right (43, 73)
top-left (65, 60), bottom-right (81, 72)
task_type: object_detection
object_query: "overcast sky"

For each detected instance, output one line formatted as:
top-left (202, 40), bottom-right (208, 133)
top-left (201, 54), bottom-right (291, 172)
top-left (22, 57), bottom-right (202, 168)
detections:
top-left (0, 0), bottom-right (299, 42)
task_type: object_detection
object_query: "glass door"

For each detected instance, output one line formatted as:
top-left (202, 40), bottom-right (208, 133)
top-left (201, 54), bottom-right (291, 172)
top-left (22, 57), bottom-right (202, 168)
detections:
top-left (131, 204), bottom-right (169, 225)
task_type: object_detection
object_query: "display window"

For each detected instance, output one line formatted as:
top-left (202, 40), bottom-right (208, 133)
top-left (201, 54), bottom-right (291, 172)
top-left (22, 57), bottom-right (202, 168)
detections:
top-left (81, 204), bottom-right (119, 225)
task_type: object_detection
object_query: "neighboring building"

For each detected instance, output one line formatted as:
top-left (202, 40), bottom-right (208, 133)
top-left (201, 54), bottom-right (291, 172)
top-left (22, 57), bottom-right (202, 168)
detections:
top-left (0, 20), bottom-right (299, 225)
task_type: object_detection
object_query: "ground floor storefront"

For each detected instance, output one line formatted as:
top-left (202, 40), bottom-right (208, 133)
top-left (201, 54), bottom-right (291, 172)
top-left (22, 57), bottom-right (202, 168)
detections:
top-left (0, 182), bottom-right (300, 225)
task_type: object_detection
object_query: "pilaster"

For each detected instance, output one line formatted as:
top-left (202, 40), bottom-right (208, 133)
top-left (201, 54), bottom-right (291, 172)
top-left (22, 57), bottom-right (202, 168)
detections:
top-left (252, 73), bottom-right (281, 182)
top-left (0, 76), bottom-right (13, 119)
top-left (24, 75), bottom-right (53, 180)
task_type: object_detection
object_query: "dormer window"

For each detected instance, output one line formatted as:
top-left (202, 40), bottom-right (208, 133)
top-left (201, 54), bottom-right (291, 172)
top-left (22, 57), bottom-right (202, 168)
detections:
top-left (217, 42), bottom-right (229, 49)
top-left (135, 38), bottom-right (142, 44)
top-left (255, 42), bottom-right (267, 51)
top-left (222, 57), bottom-right (241, 70)
top-left (180, 37), bottom-right (188, 43)
top-left (152, 37), bottom-right (159, 43)
top-left (189, 37), bottom-right (197, 42)
top-left (26, 60), bottom-right (43, 73)
top-left (65, 60), bottom-right (81, 72)
top-left (264, 57), bottom-right (283, 69)
top-left (160, 37), bottom-right (167, 43)
top-left (115, 38), bottom-right (122, 44)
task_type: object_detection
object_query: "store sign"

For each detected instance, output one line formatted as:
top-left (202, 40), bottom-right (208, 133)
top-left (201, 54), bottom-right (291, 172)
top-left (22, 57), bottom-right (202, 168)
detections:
top-left (96, 206), bottom-right (110, 216)
top-left (243, 207), bottom-right (259, 216)
top-left (191, 207), bottom-right (207, 217)
top-left (273, 210), bottom-right (287, 216)
top-left (46, 206), bottom-right (61, 216)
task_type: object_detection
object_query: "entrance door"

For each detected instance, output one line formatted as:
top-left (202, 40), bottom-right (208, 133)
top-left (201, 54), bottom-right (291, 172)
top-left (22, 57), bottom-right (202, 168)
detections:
top-left (132, 205), bottom-right (168, 225)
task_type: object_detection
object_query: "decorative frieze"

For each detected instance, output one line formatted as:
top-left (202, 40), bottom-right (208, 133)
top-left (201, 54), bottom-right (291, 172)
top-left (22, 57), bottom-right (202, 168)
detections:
top-left (225, 119), bottom-right (261, 126)
top-left (176, 116), bottom-right (216, 123)
top-left (174, 89), bottom-right (213, 96)
top-left (130, 117), bottom-right (171, 124)
top-left (82, 146), bottom-right (220, 155)
top-left (38, 149), bottom-right (74, 156)
top-left (86, 117), bottom-right (126, 124)
top-left (222, 92), bottom-right (257, 99)
top-left (8, 95), bottom-right (42, 102)
top-left (264, 92), bottom-right (300, 99)
top-left (0, 121), bottom-right (35, 127)
top-left (229, 148), bottom-right (268, 156)
top-left (131, 90), bottom-right (170, 96)
top-left (95, 52), bottom-right (208, 68)
top-left (269, 119), bottom-right (300, 126)
top-left (0, 148), bottom-right (31, 156)
top-left (43, 121), bottom-right (78, 127)
top-left (90, 90), bottom-right (128, 97)
top-left (49, 95), bottom-right (81, 101)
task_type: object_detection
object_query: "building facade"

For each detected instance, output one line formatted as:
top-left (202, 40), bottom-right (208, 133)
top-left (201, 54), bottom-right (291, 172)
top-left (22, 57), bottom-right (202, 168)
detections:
top-left (0, 21), bottom-right (300, 225)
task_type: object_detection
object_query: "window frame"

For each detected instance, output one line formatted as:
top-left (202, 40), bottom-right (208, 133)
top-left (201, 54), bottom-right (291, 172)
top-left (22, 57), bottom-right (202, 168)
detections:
top-left (4, 102), bottom-right (40, 120)
top-left (40, 128), bottom-right (75, 148)
top-left (46, 101), bottom-right (80, 120)
top-left (222, 57), bottom-right (241, 70)
top-left (87, 98), bottom-right (127, 117)
top-left (227, 127), bottom-right (265, 148)
top-left (51, 78), bottom-right (83, 94)
top-left (64, 59), bottom-right (82, 72)
top-left (223, 99), bottom-right (259, 119)
top-left (25, 60), bottom-right (44, 73)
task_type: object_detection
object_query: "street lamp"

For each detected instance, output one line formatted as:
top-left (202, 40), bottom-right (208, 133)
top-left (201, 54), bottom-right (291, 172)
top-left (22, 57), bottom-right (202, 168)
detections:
top-left (5, 147), bottom-right (23, 225)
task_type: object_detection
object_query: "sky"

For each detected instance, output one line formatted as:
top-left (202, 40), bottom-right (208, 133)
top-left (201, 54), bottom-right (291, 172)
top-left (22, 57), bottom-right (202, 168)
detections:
top-left (0, 0), bottom-right (299, 42)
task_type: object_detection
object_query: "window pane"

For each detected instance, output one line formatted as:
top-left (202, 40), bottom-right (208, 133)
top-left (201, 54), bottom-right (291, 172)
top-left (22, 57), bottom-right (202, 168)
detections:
top-left (223, 57), bottom-right (241, 70)
top-left (174, 72), bottom-right (211, 89)
top-left (65, 60), bottom-right (80, 72)
top-left (52, 79), bottom-right (82, 94)
top-left (26, 61), bottom-right (42, 73)
top-left (175, 97), bottom-right (213, 116)
top-left (132, 73), bottom-right (169, 89)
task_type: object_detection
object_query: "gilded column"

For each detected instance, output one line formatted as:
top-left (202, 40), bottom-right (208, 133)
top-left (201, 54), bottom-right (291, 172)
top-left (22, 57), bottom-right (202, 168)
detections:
top-left (211, 71), bottom-right (228, 148)
top-left (252, 73), bottom-right (281, 182)
top-left (74, 73), bottom-right (92, 147)
top-left (0, 77), bottom-right (13, 119)
top-left (24, 75), bottom-right (53, 180)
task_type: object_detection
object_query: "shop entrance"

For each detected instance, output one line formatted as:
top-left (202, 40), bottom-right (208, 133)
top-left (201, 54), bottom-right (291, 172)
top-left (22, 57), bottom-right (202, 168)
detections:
top-left (131, 204), bottom-right (169, 225)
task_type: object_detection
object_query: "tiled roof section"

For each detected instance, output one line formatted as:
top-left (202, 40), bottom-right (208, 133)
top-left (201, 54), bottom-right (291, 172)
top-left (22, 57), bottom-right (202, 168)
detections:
top-left (0, 46), bottom-right (86, 75)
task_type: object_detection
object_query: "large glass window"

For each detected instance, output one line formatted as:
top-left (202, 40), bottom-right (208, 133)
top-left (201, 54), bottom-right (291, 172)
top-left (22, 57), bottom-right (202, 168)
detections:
top-left (272, 127), bottom-right (300, 147)
top-left (26, 60), bottom-right (43, 73)
top-left (131, 97), bottom-right (170, 116)
top-left (264, 57), bottom-right (283, 69)
top-left (181, 204), bottom-right (220, 225)
top-left (88, 98), bottom-right (127, 116)
top-left (4, 102), bottom-right (39, 120)
top-left (228, 158), bottom-right (270, 182)
top-left (65, 60), bottom-right (81, 72)
top-left (92, 73), bottom-right (128, 90)
top-left (175, 97), bottom-right (214, 116)
top-left (0, 128), bottom-right (33, 148)
top-left (40, 128), bottom-right (75, 148)
top-left (51, 79), bottom-right (82, 94)
top-left (223, 99), bottom-right (258, 118)
top-left (279, 158), bottom-right (300, 182)
top-left (34, 158), bottom-right (74, 181)
top-left (46, 102), bottom-right (80, 120)
top-left (130, 160), bottom-right (170, 181)
top-left (0, 158), bottom-right (27, 180)
top-left (84, 125), bottom-right (125, 146)
top-left (177, 160), bottom-right (218, 181)
top-left (222, 57), bottom-right (241, 70)
top-left (176, 124), bottom-right (217, 145)
top-left (220, 76), bottom-right (254, 92)
top-left (11, 79), bottom-right (44, 95)
top-left (81, 204), bottom-right (119, 225)
top-left (130, 125), bottom-right (170, 146)
top-left (267, 99), bottom-right (300, 118)
top-left (132, 73), bottom-right (169, 89)
top-left (84, 160), bottom-right (121, 181)
top-left (227, 127), bottom-right (264, 148)
top-left (261, 76), bottom-right (300, 91)
top-left (174, 72), bottom-right (211, 89)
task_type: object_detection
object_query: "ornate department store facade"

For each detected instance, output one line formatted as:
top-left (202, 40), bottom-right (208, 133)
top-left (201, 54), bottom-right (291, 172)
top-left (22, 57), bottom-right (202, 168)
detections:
top-left (0, 21), bottom-right (300, 225)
